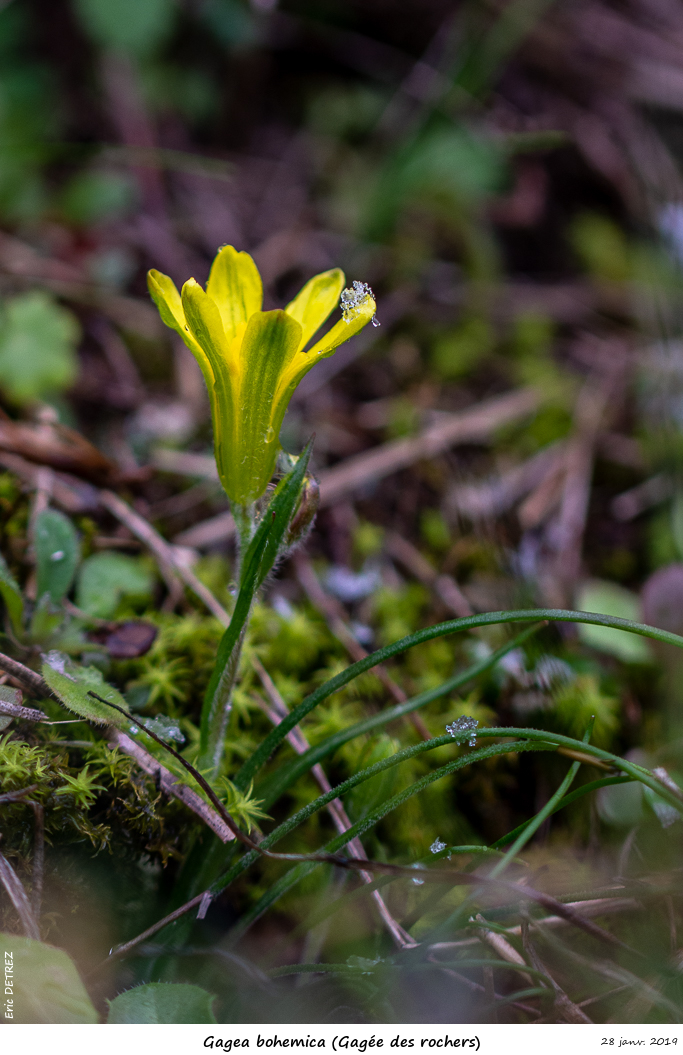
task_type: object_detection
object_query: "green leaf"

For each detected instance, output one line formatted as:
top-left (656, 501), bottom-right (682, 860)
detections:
top-left (73, 0), bottom-right (176, 57)
top-left (41, 651), bottom-right (130, 728)
top-left (0, 686), bottom-right (22, 732)
top-left (0, 933), bottom-right (97, 1023)
top-left (28, 592), bottom-right (65, 643)
top-left (35, 509), bottom-right (80, 604)
top-left (107, 983), bottom-right (216, 1024)
top-left (199, 442), bottom-right (312, 772)
top-left (577, 580), bottom-right (653, 663)
top-left (256, 624), bottom-right (542, 807)
top-left (236, 607), bottom-right (682, 790)
top-left (243, 439), bottom-right (314, 592)
top-left (0, 549), bottom-right (23, 636)
top-left (60, 169), bottom-right (136, 227)
top-left (76, 552), bottom-right (154, 619)
top-left (597, 779), bottom-right (645, 827)
top-left (0, 291), bottom-right (79, 404)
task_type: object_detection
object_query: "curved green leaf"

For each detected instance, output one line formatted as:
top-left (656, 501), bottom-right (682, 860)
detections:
top-left (41, 652), bottom-right (130, 728)
top-left (35, 508), bottom-right (80, 605)
top-left (235, 608), bottom-right (683, 789)
top-left (0, 933), bottom-right (97, 1023)
top-left (107, 982), bottom-right (216, 1024)
top-left (256, 623), bottom-right (542, 808)
top-left (76, 552), bottom-right (154, 619)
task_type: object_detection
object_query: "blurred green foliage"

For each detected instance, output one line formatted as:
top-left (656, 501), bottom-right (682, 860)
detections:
top-left (0, 293), bottom-right (79, 405)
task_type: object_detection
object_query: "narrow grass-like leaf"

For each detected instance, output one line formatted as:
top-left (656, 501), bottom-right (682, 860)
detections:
top-left (215, 724), bottom-right (683, 944)
top-left (218, 740), bottom-right (541, 944)
top-left (256, 623), bottom-right (543, 808)
top-left (199, 442), bottom-right (312, 772)
top-left (236, 609), bottom-right (683, 789)
top-left (491, 776), bottom-right (633, 849)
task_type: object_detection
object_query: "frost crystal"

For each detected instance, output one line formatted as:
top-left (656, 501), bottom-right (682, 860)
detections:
top-left (340, 280), bottom-right (379, 328)
top-left (411, 863), bottom-right (426, 885)
top-left (446, 715), bottom-right (479, 747)
top-left (430, 838), bottom-right (447, 855)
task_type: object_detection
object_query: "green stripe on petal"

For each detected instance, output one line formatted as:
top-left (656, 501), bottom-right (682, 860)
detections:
top-left (232, 310), bottom-right (302, 503)
top-left (206, 245), bottom-right (263, 342)
top-left (285, 268), bottom-right (344, 352)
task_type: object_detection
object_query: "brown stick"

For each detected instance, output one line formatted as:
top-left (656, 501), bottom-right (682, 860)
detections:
top-left (0, 654), bottom-right (51, 700)
top-left (385, 532), bottom-right (472, 618)
top-left (99, 489), bottom-right (231, 624)
top-left (108, 729), bottom-right (235, 844)
top-left (317, 388), bottom-right (539, 507)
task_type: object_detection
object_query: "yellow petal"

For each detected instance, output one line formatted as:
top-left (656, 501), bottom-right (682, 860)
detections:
top-left (147, 269), bottom-right (214, 388)
top-left (285, 268), bottom-right (344, 352)
top-left (306, 287), bottom-right (377, 360)
top-left (206, 245), bottom-right (263, 341)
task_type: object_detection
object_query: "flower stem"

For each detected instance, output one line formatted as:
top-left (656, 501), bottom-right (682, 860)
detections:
top-left (232, 502), bottom-right (256, 577)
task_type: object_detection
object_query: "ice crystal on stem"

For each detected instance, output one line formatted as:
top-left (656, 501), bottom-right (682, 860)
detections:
top-left (430, 838), bottom-right (447, 854)
top-left (446, 715), bottom-right (479, 747)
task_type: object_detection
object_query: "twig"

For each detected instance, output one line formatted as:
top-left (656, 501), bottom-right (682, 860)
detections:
top-left (316, 388), bottom-right (539, 507)
top-left (544, 364), bottom-right (620, 604)
top-left (252, 656), bottom-right (416, 949)
top-left (0, 847), bottom-right (40, 939)
top-left (611, 474), bottom-right (671, 522)
top-left (0, 654), bottom-right (51, 700)
top-left (0, 698), bottom-right (47, 722)
top-left (99, 489), bottom-right (230, 624)
top-left (425, 958), bottom-right (542, 1018)
top-left (293, 553), bottom-right (431, 740)
top-left (103, 890), bottom-right (209, 965)
top-left (107, 728), bottom-right (235, 844)
top-left (427, 896), bottom-right (642, 953)
top-left (446, 442), bottom-right (565, 522)
top-left (523, 929), bottom-right (592, 1023)
top-left (472, 913), bottom-right (534, 987)
top-left (385, 531), bottom-right (472, 618)
top-left (162, 388), bottom-right (540, 549)
top-left (98, 489), bottom-right (183, 600)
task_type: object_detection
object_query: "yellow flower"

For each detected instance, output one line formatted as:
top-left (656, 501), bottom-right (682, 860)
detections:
top-left (147, 246), bottom-right (377, 504)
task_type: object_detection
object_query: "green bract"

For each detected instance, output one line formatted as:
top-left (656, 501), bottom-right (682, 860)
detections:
top-left (147, 247), bottom-right (377, 504)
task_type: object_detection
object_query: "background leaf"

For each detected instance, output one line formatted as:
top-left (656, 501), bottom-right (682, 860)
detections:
top-left (0, 549), bottom-right (23, 635)
top-left (35, 508), bottom-right (80, 605)
top-left (107, 982), bottom-right (216, 1024)
top-left (0, 933), bottom-right (97, 1023)
top-left (577, 580), bottom-right (653, 663)
top-left (0, 291), bottom-right (79, 404)
top-left (76, 552), bottom-right (154, 619)
top-left (73, 0), bottom-right (177, 57)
